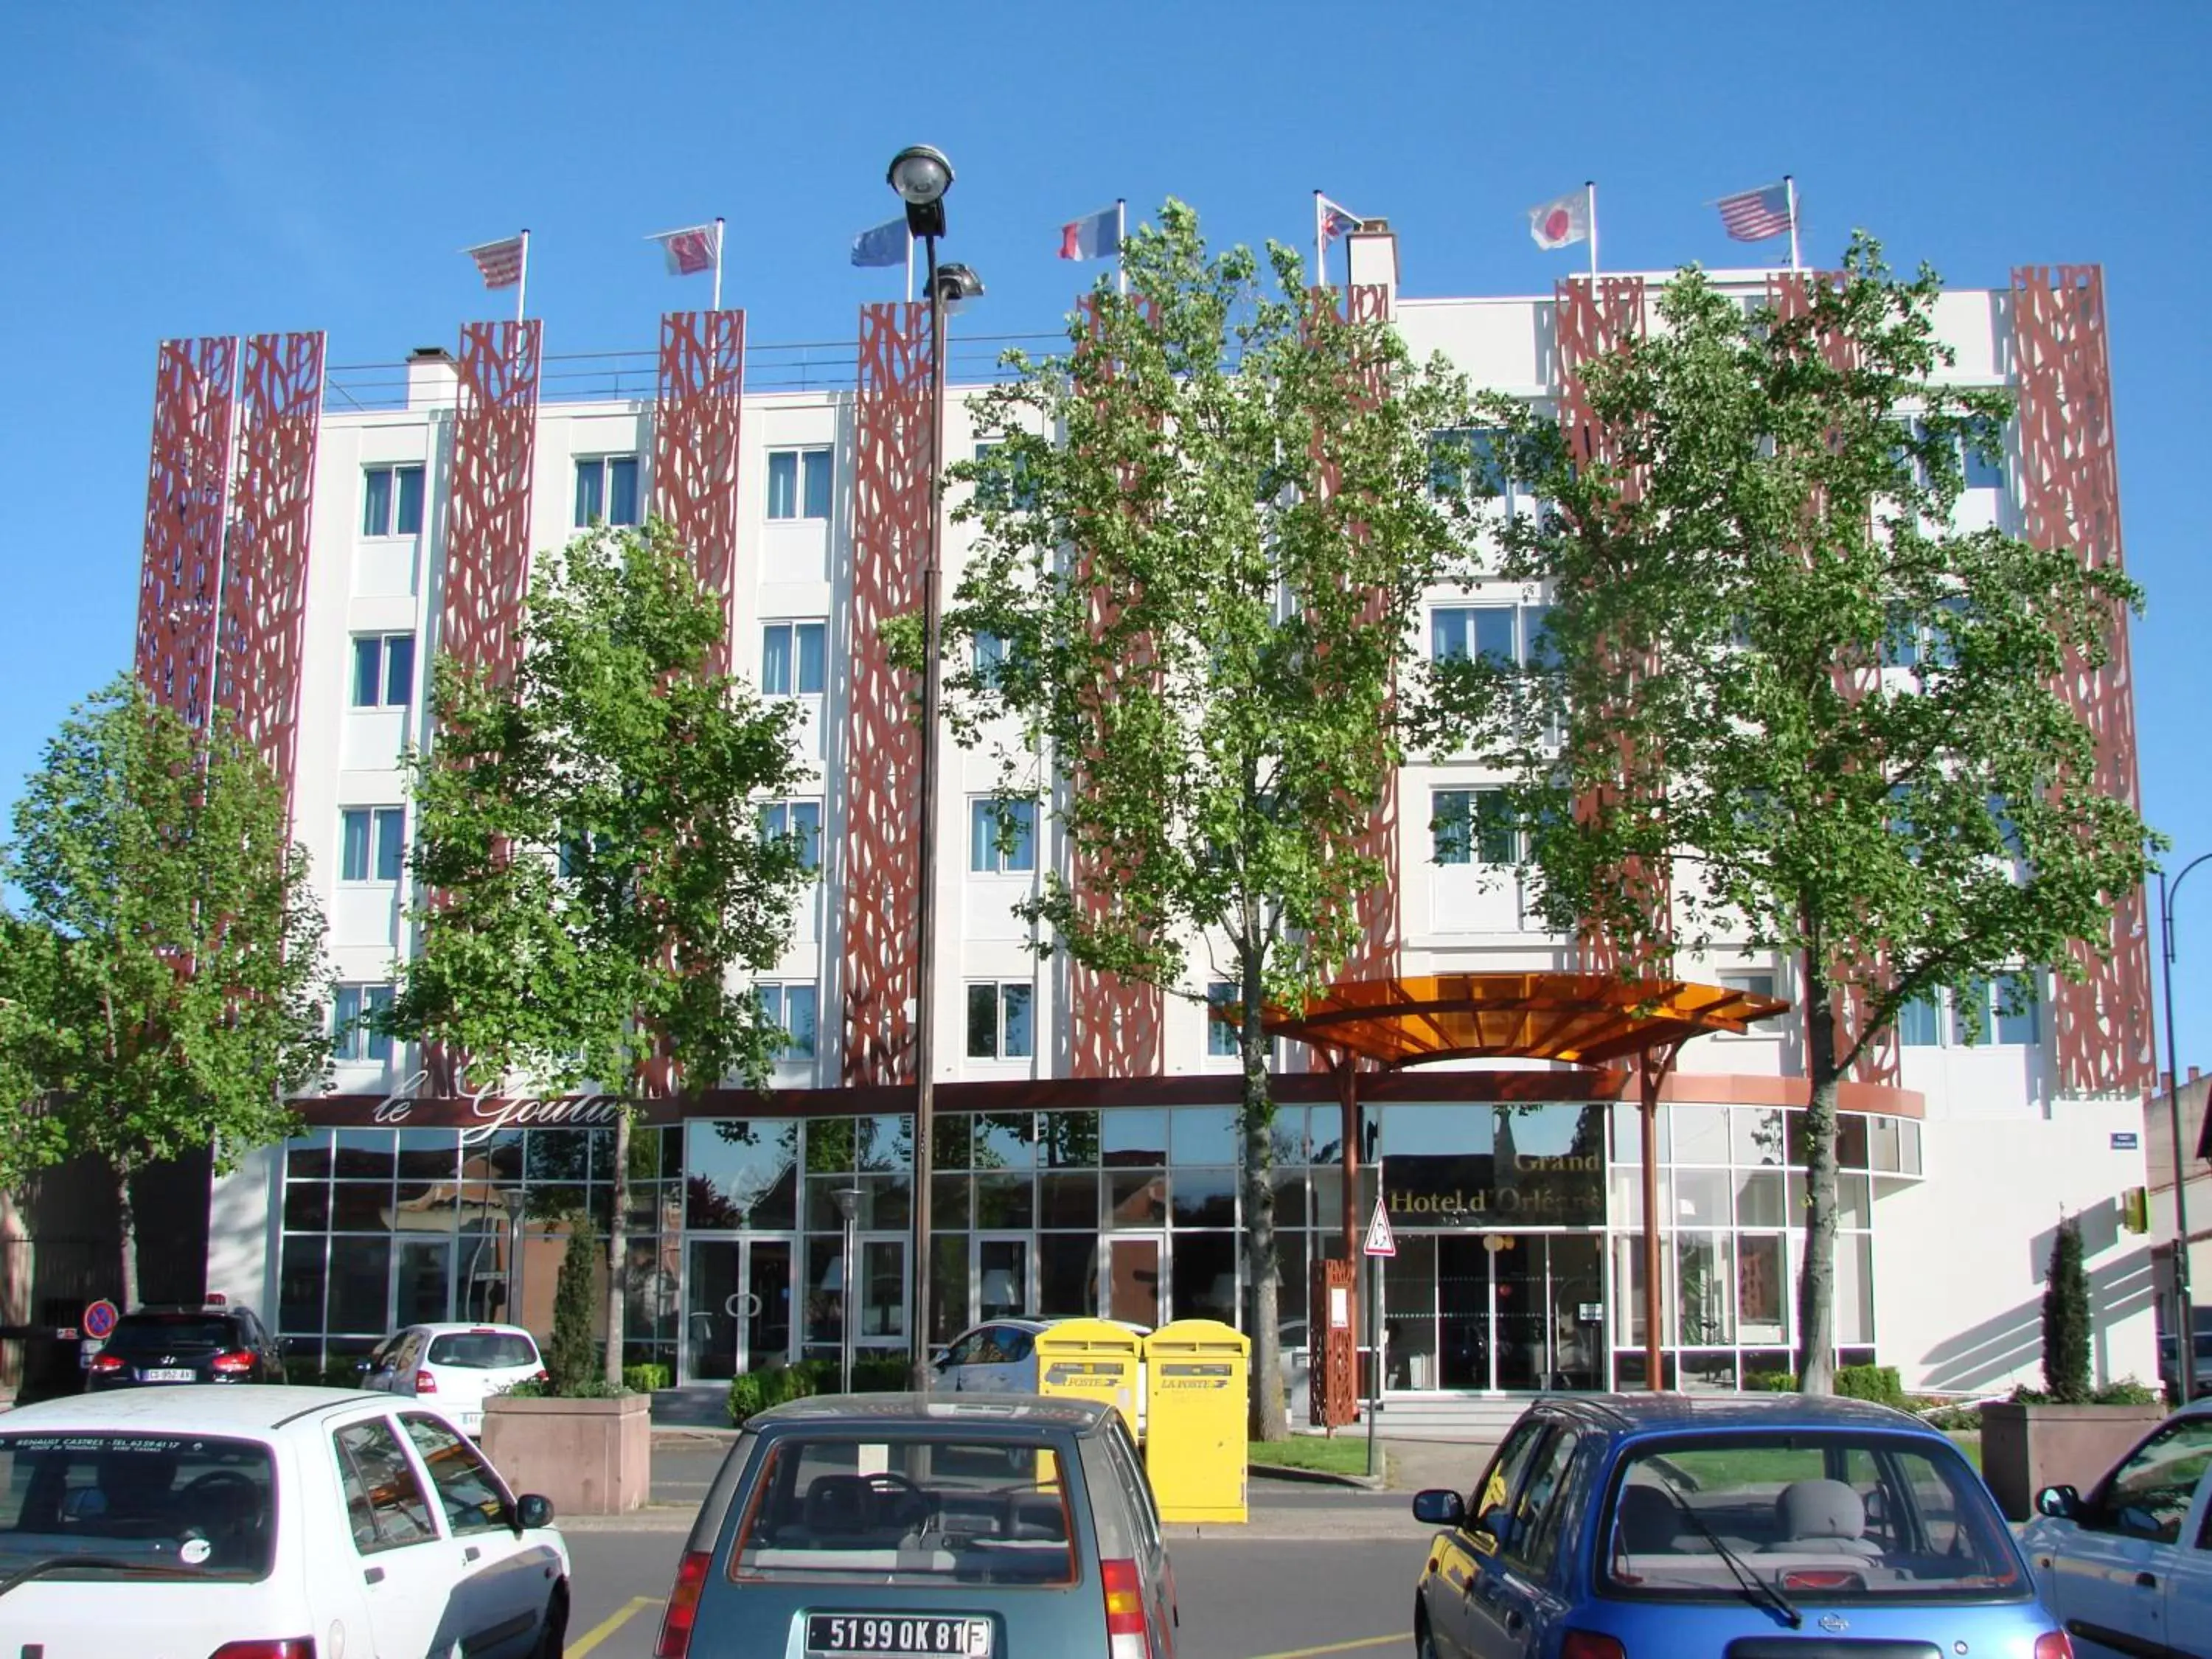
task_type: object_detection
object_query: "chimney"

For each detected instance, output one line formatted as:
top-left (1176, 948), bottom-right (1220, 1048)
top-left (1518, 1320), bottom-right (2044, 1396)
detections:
top-left (2192, 1066), bottom-right (2202, 1085)
top-left (406, 346), bottom-right (458, 411)
top-left (1346, 221), bottom-right (1398, 318)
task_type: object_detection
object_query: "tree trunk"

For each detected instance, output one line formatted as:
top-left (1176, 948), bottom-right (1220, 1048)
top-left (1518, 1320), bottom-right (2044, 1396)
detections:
top-left (114, 1164), bottom-right (139, 1312)
top-left (604, 1106), bottom-right (630, 1390)
top-left (1795, 948), bottom-right (1842, 1395)
top-left (1239, 944), bottom-right (1287, 1441)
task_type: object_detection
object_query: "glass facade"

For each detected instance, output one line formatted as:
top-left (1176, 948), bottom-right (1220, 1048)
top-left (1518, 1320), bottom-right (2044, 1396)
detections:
top-left (272, 1096), bottom-right (1922, 1391)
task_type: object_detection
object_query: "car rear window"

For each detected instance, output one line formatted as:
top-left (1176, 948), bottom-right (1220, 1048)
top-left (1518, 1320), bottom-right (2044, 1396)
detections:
top-left (1600, 1433), bottom-right (2025, 1604)
top-left (105, 1317), bottom-right (232, 1352)
top-left (426, 1332), bottom-right (539, 1368)
top-left (0, 1431), bottom-right (276, 1582)
top-left (731, 1436), bottom-right (1077, 1586)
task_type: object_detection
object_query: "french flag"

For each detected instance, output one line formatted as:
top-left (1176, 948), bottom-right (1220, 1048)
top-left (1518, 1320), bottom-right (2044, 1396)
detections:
top-left (1058, 205), bottom-right (1121, 262)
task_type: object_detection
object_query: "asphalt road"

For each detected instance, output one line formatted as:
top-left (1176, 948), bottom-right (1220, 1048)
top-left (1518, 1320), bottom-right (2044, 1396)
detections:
top-left (563, 1531), bottom-right (1424, 1659)
top-left (561, 1441), bottom-right (1430, 1658)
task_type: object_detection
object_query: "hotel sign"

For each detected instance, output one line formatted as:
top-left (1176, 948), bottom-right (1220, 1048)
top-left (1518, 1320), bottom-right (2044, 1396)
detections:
top-left (361, 1070), bottom-right (632, 1145)
top-left (1383, 1148), bottom-right (1604, 1228)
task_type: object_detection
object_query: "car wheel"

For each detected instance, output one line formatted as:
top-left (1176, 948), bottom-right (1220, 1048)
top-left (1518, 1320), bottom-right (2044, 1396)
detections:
top-left (1414, 1604), bottom-right (1437, 1659)
top-left (532, 1583), bottom-right (568, 1659)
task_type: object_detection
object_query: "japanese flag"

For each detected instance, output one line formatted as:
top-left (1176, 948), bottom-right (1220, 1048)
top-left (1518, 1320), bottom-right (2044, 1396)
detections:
top-left (1527, 189), bottom-right (1591, 251)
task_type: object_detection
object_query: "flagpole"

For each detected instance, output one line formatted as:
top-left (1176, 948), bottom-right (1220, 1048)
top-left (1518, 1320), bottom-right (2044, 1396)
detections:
top-left (905, 230), bottom-right (914, 306)
top-left (515, 229), bottom-right (530, 325)
top-left (1785, 176), bottom-right (1800, 273)
top-left (1313, 189), bottom-right (1325, 288)
top-left (1586, 180), bottom-right (1599, 279)
top-left (712, 217), bottom-right (725, 311)
top-left (1116, 198), bottom-right (1128, 298)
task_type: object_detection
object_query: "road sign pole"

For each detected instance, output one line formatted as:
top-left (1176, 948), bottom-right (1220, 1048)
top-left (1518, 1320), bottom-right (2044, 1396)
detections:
top-left (1366, 1249), bottom-right (1380, 1478)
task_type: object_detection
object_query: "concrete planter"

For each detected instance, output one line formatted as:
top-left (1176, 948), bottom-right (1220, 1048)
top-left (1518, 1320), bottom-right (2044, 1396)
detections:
top-left (1978, 1400), bottom-right (2163, 1521)
top-left (482, 1391), bottom-right (650, 1516)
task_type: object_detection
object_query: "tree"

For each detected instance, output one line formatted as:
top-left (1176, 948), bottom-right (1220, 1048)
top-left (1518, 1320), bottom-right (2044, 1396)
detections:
top-left (2042, 1217), bottom-right (2091, 1403)
top-left (546, 1209), bottom-right (602, 1395)
top-left (932, 201), bottom-right (1475, 1437)
top-left (1446, 238), bottom-right (2152, 1392)
top-left (2, 676), bottom-right (330, 1304)
top-left (387, 522), bottom-right (813, 1387)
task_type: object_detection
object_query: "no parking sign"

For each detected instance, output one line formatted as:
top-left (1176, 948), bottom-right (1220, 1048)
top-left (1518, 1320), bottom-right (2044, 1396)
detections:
top-left (83, 1299), bottom-right (119, 1341)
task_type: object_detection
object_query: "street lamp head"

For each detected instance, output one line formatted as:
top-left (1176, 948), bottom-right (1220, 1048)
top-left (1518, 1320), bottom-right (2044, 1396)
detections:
top-left (832, 1186), bottom-right (862, 1223)
top-left (887, 145), bottom-right (953, 206)
top-left (932, 263), bottom-right (985, 307)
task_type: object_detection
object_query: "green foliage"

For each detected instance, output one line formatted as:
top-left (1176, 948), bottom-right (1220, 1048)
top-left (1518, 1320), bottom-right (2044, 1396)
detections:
top-left (931, 199), bottom-right (1478, 1438)
top-left (2092, 1375), bottom-right (2157, 1406)
top-left (1745, 1369), bottom-right (1799, 1392)
top-left (1834, 1365), bottom-right (1907, 1408)
top-left (2042, 1220), bottom-right (2093, 1403)
top-left (622, 1363), bottom-right (673, 1393)
top-left (1433, 238), bottom-right (2153, 1392)
top-left (725, 1359), bottom-right (849, 1425)
top-left (388, 522), bottom-right (813, 1097)
top-left (0, 677), bottom-right (330, 1292)
top-left (546, 1212), bottom-right (602, 1395)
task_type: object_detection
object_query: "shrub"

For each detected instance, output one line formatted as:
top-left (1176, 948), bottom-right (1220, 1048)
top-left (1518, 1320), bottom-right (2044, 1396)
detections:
top-left (2093, 1376), bottom-right (2158, 1406)
top-left (726, 1372), bottom-right (766, 1426)
top-left (1834, 1365), bottom-right (1907, 1409)
top-left (1745, 1369), bottom-right (1798, 1393)
top-left (851, 1357), bottom-right (911, 1393)
top-left (546, 1212), bottom-right (602, 1396)
top-left (623, 1363), bottom-right (673, 1394)
top-left (2042, 1220), bottom-right (2092, 1404)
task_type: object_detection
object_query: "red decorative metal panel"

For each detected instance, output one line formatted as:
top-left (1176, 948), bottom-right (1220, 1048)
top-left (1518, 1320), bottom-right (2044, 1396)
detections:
top-left (136, 336), bottom-right (238, 724)
top-left (1338, 282), bottom-right (1401, 981)
top-left (652, 309), bottom-right (745, 675)
top-left (1064, 296), bottom-right (1166, 1079)
top-left (216, 331), bottom-right (324, 809)
top-left (838, 303), bottom-right (932, 1086)
top-left (439, 319), bottom-right (542, 684)
top-left (2012, 264), bottom-right (2153, 1095)
top-left (1310, 1256), bottom-right (1357, 1429)
top-left (1555, 279), bottom-right (1670, 978)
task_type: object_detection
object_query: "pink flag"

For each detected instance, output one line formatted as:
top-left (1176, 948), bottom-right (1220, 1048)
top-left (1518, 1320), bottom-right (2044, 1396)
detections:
top-left (653, 223), bottom-right (719, 277)
top-left (465, 234), bottom-right (525, 289)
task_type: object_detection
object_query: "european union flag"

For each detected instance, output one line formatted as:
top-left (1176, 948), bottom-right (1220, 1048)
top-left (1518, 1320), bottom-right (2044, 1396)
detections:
top-left (851, 218), bottom-right (908, 269)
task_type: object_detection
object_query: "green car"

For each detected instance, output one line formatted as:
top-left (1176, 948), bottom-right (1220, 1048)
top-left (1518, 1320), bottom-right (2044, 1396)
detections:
top-left (655, 1393), bottom-right (1176, 1659)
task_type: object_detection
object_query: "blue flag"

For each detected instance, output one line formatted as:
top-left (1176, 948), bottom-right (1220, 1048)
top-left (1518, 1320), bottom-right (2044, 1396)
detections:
top-left (851, 218), bottom-right (908, 268)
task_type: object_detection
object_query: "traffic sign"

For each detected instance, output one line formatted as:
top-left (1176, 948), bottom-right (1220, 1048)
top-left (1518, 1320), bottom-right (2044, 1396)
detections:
top-left (1362, 1197), bottom-right (1397, 1257)
top-left (82, 1299), bottom-right (119, 1341)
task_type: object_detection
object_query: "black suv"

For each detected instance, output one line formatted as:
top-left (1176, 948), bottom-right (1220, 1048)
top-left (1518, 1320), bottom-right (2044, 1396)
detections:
top-left (86, 1302), bottom-right (283, 1390)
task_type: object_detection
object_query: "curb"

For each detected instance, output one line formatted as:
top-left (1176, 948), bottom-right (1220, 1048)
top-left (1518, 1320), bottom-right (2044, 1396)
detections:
top-left (1250, 1461), bottom-right (1388, 1492)
top-left (653, 1425), bottom-right (739, 1444)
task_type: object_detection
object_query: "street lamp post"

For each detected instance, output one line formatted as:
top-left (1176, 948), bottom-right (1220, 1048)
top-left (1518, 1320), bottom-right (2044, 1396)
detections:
top-left (832, 1186), bottom-right (862, 1395)
top-left (885, 145), bottom-right (984, 1388)
top-left (2160, 855), bottom-right (2212, 1403)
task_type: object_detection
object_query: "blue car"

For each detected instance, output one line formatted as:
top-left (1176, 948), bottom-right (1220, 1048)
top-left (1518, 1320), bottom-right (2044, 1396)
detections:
top-left (1411, 1392), bottom-right (2070, 1658)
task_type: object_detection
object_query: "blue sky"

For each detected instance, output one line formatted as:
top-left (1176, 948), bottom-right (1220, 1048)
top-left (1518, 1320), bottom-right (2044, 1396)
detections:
top-left (4, 3), bottom-right (2208, 1058)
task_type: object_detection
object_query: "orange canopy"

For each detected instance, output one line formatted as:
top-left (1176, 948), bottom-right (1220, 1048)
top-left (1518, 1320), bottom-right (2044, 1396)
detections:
top-left (1251, 971), bottom-right (1790, 1070)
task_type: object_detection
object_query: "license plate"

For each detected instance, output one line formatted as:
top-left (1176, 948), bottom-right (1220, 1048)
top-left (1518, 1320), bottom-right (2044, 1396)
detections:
top-left (805, 1615), bottom-right (992, 1657)
top-left (144, 1368), bottom-right (196, 1382)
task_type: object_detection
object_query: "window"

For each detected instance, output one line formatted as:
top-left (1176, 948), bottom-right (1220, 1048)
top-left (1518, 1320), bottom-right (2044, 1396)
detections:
top-left (967, 983), bottom-right (1034, 1060)
top-left (972, 441), bottom-right (1037, 510)
top-left (970, 799), bottom-right (1036, 873)
top-left (1718, 973), bottom-right (1781, 1033)
top-left (767, 447), bottom-right (832, 521)
top-left (759, 984), bottom-right (818, 1060)
top-left (1430, 605), bottom-right (1516, 665)
top-left (1506, 1428), bottom-right (1583, 1575)
top-left (1951, 977), bottom-right (1993, 1046)
top-left (1961, 415), bottom-right (2007, 490)
top-left (333, 984), bottom-right (394, 1062)
top-left (332, 1418), bottom-right (437, 1553)
top-left (1206, 982), bottom-right (1241, 1057)
top-left (1428, 427), bottom-right (1510, 498)
top-left (2087, 1416), bottom-right (2212, 1543)
top-left (351, 633), bottom-right (416, 709)
top-left (1433, 788), bottom-right (1515, 865)
top-left (340, 807), bottom-right (407, 883)
top-left (759, 800), bottom-right (822, 873)
top-left (1994, 972), bottom-right (2041, 1045)
top-left (1897, 995), bottom-right (1941, 1046)
top-left (574, 455), bottom-right (640, 527)
top-left (399, 1413), bottom-right (512, 1537)
top-left (361, 465), bottom-right (425, 537)
top-left (973, 631), bottom-right (1008, 688)
top-left (761, 621), bottom-right (827, 696)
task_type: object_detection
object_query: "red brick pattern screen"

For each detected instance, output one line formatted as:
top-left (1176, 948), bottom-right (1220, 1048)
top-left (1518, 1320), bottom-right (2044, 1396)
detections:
top-left (439, 319), bottom-right (542, 684)
top-left (136, 335), bottom-right (238, 724)
top-left (652, 309), bottom-right (745, 675)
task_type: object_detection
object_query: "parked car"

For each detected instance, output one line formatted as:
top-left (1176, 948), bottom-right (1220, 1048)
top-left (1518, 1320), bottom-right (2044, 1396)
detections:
top-left (0, 1383), bottom-right (568, 1659)
top-left (654, 1392), bottom-right (1176, 1659)
top-left (2156, 1332), bottom-right (2212, 1401)
top-left (2020, 1398), bottom-right (2212, 1658)
top-left (1410, 1392), bottom-right (2066, 1659)
top-left (363, 1322), bottom-right (547, 1436)
top-left (86, 1301), bottom-right (284, 1391)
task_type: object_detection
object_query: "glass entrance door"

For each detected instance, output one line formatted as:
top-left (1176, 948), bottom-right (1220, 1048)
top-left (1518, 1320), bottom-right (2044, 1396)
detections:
top-left (1395, 1234), bottom-right (1604, 1392)
top-left (1103, 1235), bottom-right (1163, 1327)
top-left (684, 1237), bottom-right (796, 1382)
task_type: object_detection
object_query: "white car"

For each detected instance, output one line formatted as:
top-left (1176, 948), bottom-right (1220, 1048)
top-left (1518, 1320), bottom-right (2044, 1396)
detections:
top-left (365, 1323), bottom-right (547, 1436)
top-left (2019, 1398), bottom-right (2212, 1658)
top-left (0, 1384), bottom-right (569, 1659)
top-left (932, 1317), bottom-right (1152, 1429)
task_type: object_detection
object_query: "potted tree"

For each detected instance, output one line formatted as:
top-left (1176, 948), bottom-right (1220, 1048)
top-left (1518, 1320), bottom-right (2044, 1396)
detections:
top-left (482, 1212), bottom-right (650, 1515)
top-left (1980, 1219), bottom-right (2162, 1520)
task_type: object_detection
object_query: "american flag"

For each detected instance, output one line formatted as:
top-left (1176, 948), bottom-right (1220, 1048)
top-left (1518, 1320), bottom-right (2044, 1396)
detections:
top-left (1716, 183), bottom-right (1792, 243)
top-left (1320, 195), bottom-right (1363, 242)
top-left (465, 234), bottom-right (526, 288)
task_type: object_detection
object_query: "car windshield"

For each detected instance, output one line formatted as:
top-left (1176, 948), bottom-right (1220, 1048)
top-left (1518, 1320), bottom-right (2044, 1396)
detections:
top-left (425, 1332), bottom-right (538, 1369)
top-left (105, 1318), bottom-right (231, 1352)
top-left (1601, 1433), bottom-right (2025, 1603)
top-left (0, 1431), bottom-right (276, 1582)
top-left (731, 1435), bottom-right (1077, 1586)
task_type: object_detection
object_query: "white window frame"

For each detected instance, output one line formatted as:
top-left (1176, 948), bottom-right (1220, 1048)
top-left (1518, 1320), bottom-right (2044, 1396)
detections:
top-left (757, 982), bottom-right (819, 1060)
top-left (966, 981), bottom-right (1034, 1061)
top-left (573, 453), bottom-right (642, 528)
top-left (332, 982), bottom-right (394, 1062)
top-left (766, 446), bottom-right (833, 522)
top-left (759, 799), bottom-right (824, 874)
top-left (1716, 971), bottom-right (1782, 1040)
top-left (350, 633), bottom-right (416, 710)
top-left (969, 798), bottom-right (1037, 875)
top-left (1430, 787), bottom-right (1516, 866)
top-left (339, 807), bottom-right (408, 885)
top-left (760, 620), bottom-right (828, 698)
top-left (361, 464), bottom-right (425, 538)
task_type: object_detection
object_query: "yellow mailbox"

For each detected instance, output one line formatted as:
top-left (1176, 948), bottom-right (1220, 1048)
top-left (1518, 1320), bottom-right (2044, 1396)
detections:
top-left (1032, 1317), bottom-right (1143, 1433)
top-left (1141, 1319), bottom-right (1249, 1523)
